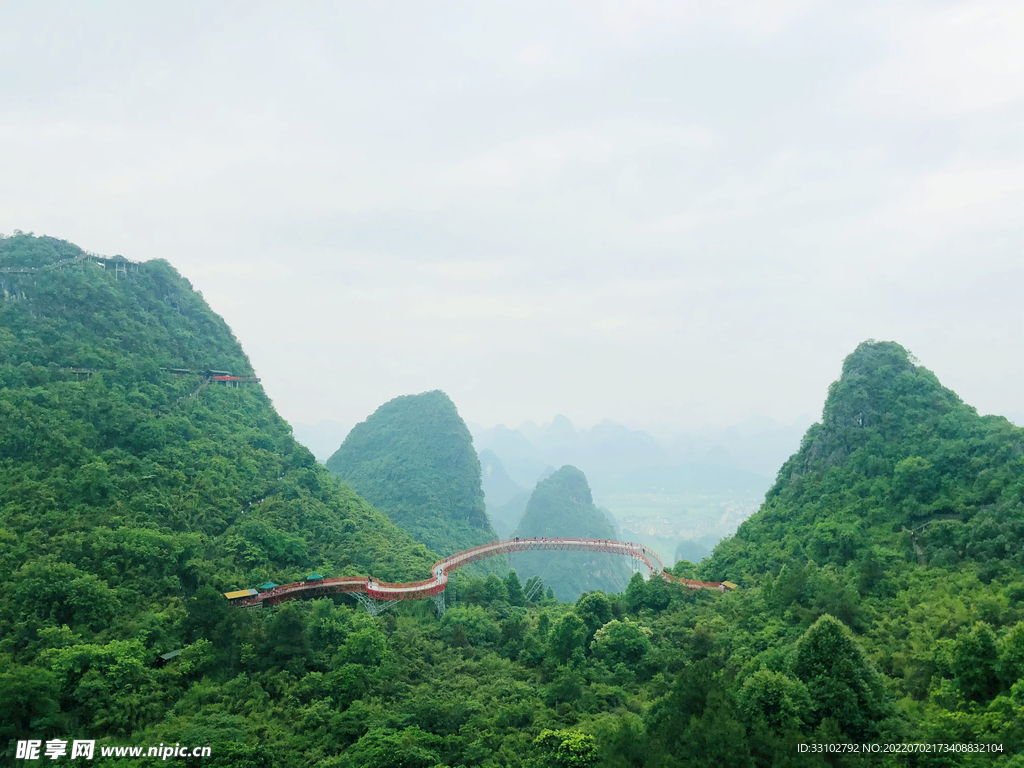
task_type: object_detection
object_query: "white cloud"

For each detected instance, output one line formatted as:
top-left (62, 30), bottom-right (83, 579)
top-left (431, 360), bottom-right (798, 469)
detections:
top-left (860, 1), bottom-right (1024, 116)
top-left (1, 0), bottom-right (1020, 429)
top-left (589, 0), bottom-right (818, 37)
top-left (408, 295), bottom-right (546, 321)
top-left (894, 162), bottom-right (1024, 232)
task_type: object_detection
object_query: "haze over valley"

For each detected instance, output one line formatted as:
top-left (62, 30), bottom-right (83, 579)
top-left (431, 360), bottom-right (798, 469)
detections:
top-left (294, 411), bottom-right (809, 566)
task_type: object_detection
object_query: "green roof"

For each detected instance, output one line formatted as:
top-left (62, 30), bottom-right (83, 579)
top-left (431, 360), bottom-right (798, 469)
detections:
top-left (258, 582), bottom-right (279, 590)
top-left (306, 573), bottom-right (324, 580)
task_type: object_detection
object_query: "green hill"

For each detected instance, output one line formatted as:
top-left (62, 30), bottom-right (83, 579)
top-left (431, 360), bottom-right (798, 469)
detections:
top-left (326, 391), bottom-right (502, 563)
top-left (513, 466), bottom-right (632, 600)
top-left (704, 340), bottom-right (1024, 584)
top-left (0, 234), bottom-right (433, 738)
top-left (5, 255), bottom-right (1023, 768)
top-left (687, 340), bottom-right (1024, 751)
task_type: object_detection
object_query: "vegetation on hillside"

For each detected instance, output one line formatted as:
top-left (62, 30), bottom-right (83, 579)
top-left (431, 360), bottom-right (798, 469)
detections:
top-left (326, 391), bottom-right (502, 566)
top-left (0, 235), bottom-right (434, 757)
top-left (705, 340), bottom-right (1024, 582)
top-left (3, 238), bottom-right (1022, 767)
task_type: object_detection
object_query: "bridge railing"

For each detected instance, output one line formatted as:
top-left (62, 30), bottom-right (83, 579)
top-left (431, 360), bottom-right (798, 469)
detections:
top-left (227, 537), bottom-right (735, 610)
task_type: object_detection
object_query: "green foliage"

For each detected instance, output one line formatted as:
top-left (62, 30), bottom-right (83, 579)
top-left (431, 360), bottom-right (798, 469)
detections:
top-left (548, 613), bottom-right (587, 666)
top-left (6, 245), bottom-right (1024, 767)
top-left (793, 615), bottom-right (895, 741)
top-left (951, 622), bottom-right (999, 702)
top-left (325, 390), bottom-right (502, 565)
top-left (532, 729), bottom-right (599, 768)
top-left (737, 668), bottom-right (809, 734)
top-left (441, 605), bottom-right (500, 648)
top-left (705, 341), bottom-right (1024, 582)
top-left (590, 620), bottom-right (651, 666)
top-left (0, 234), bottom-right (434, 753)
top-left (506, 569), bottom-right (527, 606)
top-left (0, 664), bottom-right (61, 740)
top-left (999, 622), bottom-right (1024, 687)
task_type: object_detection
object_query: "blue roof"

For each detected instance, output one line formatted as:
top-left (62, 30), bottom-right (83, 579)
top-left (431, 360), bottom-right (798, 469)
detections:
top-left (306, 573), bottom-right (324, 580)
top-left (258, 582), bottom-right (278, 590)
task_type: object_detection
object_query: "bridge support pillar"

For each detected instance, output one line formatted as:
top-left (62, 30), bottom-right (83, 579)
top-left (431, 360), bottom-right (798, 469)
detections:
top-left (432, 591), bottom-right (446, 618)
top-left (352, 593), bottom-right (397, 617)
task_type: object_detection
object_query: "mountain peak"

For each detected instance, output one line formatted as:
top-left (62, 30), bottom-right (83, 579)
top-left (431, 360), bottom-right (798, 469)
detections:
top-left (514, 465), bottom-right (627, 599)
top-left (790, 340), bottom-right (967, 474)
top-left (326, 390), bottom-right (499, 558)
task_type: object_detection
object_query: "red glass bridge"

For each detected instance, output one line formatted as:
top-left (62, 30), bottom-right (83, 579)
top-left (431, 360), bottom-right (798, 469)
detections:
top-left (225, 537), bottom-right (737, 616)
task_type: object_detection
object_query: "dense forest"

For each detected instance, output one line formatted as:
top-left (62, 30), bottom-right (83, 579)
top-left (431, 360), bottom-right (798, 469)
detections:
top-left (325, 391), bottom-right (503, 573)
top-left (512, 466), bottom-right (632, 602)
top-left (1, 235), bottom-right (1023, 766)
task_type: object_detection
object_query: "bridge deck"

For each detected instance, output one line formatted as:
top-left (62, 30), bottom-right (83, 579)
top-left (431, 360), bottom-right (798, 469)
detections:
top-left (227, 536), bottom-right (735, 608)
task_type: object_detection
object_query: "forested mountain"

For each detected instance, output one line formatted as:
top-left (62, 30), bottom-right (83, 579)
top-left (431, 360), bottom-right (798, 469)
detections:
top-left (704, 340), bottom-right (1024, 581)
top-left (0, 235), bottom-right (435, 755)
top-left (4, 243), bottom-right (1022, 768)
top-left (326, 391), bottom-right (501, 562)
top-left (689, 341), bottom-right (1024, 758)
top-left (513, 466), bottom-right (632, 601)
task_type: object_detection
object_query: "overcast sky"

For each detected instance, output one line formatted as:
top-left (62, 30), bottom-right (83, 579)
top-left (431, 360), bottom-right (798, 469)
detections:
top-left (2, 0), bottom-right (1021, 434)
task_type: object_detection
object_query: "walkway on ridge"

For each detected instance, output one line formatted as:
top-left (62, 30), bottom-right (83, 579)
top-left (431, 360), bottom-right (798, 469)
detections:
top-left (225, 537), bottom-right (737, 615)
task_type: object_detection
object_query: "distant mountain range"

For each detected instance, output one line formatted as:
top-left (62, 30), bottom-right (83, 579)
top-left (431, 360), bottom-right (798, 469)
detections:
top-left (469, 415), bottom-right (807, 564)
top-left (291, 406), bottom-right (815, 566)
top-left (470, 414), bottom-right (812, 481)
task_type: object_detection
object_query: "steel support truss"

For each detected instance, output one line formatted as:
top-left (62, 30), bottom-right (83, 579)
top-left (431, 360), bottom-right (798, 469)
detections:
top-left (432, 590), bottom-right (446, 618)
top-left (352, 592), bottom-right (399, 617)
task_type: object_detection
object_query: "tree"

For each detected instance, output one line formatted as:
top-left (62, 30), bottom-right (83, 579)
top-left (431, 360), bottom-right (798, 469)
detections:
top-left (506, 569), bottom-right (526, 606)
top-left (338, 625), bottom-right (388, 666)
top-left (998, 621), bottom-right (1024, 688)
top-left (952, 622), bottom-right (999, 702)
top-left (266, 602), bottom-right (313, 672)
top-left (737, 668), bottom-right (809, 734)
top-left (185, 585), bottom-right (232, 643)
top-left (624, 572), bottom-right (646, 611)
top-left (549, 613), bottom-right (587, 665)
top-left (591, 620), bottom-right (651, 666)
top-left (793, 615), bottom-right (894, 741)
top-left (0, 665), bottom-right (60, 740)
top-left (441, 605), bottom-right (500, 647)
top-left (533, 729), bottom-right (599, 768)
top-left (575, 591), bottom-right (612, 645)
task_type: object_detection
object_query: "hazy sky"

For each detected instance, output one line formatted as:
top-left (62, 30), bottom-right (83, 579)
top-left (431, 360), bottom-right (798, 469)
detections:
top-left (2, 1), bottom-right (1021, 433)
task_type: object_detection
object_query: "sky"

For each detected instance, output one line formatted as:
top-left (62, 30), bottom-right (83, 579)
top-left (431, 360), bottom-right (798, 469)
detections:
top-left (2, 0), bottom-right (1021, 436)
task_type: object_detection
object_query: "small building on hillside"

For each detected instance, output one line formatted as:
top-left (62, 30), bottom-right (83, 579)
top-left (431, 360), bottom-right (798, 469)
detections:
top-left (224, 588), bottom-right (259, 601)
